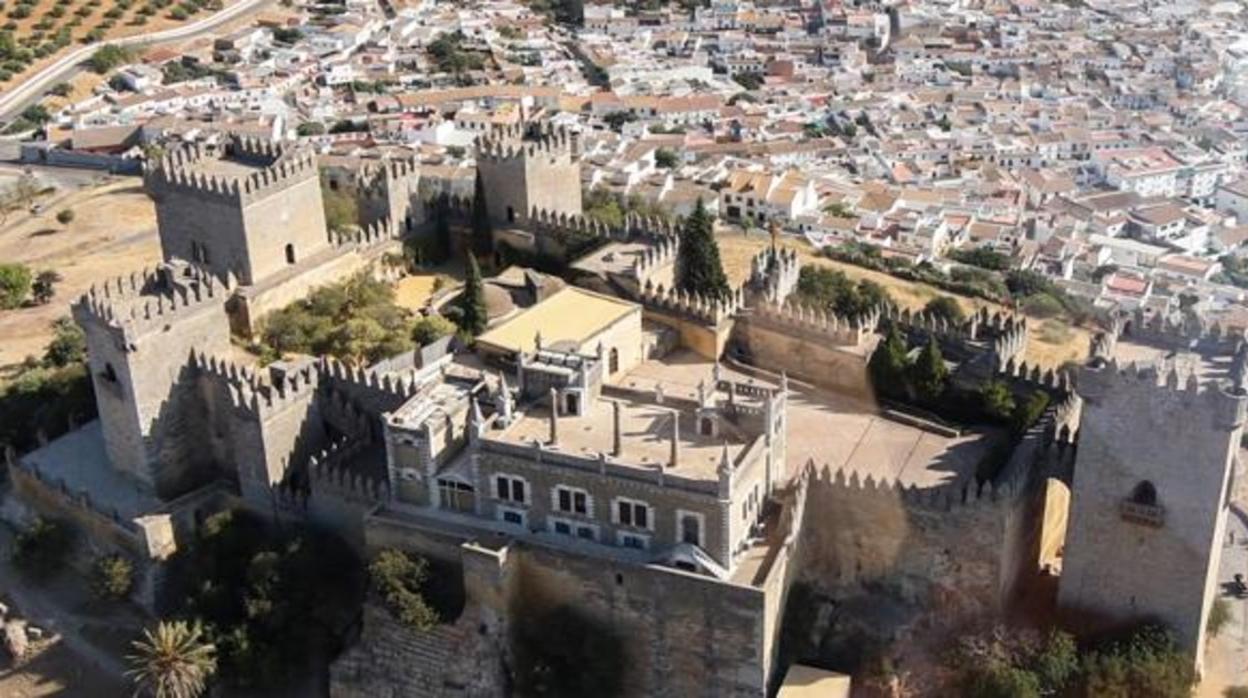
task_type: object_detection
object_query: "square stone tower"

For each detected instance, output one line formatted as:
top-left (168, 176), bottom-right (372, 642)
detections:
top-left (475, 122), bottom-right (583, 226)
top-left (71, 264), bottom-right (233, 498)
top-left (1059, 324), bottom-right (1247, 667)
top-left (144, 136), bottom-right (329, 287)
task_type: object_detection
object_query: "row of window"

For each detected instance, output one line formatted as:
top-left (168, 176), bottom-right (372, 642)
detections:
top-left (492, 473), bottom-right (704, 549)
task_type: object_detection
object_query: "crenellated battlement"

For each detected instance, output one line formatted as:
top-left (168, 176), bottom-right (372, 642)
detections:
top-left (998, 356), bottom-right (1073, 393)
top-left (801, 460), bottom-right (1017, 513)
top-left (318, 357), bottom-right (421, 403)
top-left (476, 122), bottom-right (579, 162)
top-left (73, 264), bottom-right (232, 340)
top-left (747, 246), bottom-right (800, 305)
top-left (277, 435), bottom-right (389, 507)
top-left (145, 137), bottom-right (319, 207)
top-left (631, 235), bottom-right (679, 284)
top-left (330, 216), bottom-right (401, 251)
top-left (750, 299), bottom-right (880, 347)
top-left (1077, 356), bottom-right (1248, 430)
top-left (639, 280), bottom-right (744, 327)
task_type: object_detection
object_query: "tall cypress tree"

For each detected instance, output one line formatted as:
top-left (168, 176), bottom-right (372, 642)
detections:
top-left (868, 325), bottom-right (909, 400)
top-left (676, 198), bottom-right (730, 299)
top-left (910, 337), bottom-right (948, 403)
top-left (470, 171), bottom-right (493, 259)
top-left (457, 253), bottom-right (488, 337)
top-left (432, 193), bottom-right (451, 263)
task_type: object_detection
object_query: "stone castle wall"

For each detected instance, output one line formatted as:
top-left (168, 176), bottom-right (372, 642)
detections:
top-left (338, 509), bottom-right (795, 698)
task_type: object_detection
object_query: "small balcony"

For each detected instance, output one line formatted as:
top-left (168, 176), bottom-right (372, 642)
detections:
top-left (1120, 499), bottom-right (1165, 527)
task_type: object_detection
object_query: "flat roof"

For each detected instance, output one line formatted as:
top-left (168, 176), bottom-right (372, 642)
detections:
top-left (476, 286), bottom-right (639, 355)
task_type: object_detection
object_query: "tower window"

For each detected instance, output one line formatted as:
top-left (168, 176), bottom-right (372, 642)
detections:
top-left (506, 205), bottom-right (515, 223)
top-left (285, 243), bottom-right (296, 265)
top-left (1130, 481), bottom-right (1158, 506)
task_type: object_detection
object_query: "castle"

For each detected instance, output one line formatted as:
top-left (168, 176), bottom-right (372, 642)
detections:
top-left (7, 122), bottom-right (1245, 694)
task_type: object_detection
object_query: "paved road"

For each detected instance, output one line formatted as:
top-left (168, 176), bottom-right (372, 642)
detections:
top-left (0, 0), bottom-right (273, 123)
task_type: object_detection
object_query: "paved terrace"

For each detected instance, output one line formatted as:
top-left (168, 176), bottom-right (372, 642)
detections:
top-left (627, 350), bottom-right (994, 488)
top-left (493, 393), bottom-right (753, 482)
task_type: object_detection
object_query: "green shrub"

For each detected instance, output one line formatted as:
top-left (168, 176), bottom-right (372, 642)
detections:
top-left (13, 517), bottom-right (74, 577)
top-left (369, 549), bottom-right (439, 629)
top-left (1208, 598), bottom-right (1231, 637)
top-left (1080, 625), bottom-right (1195, 698)
top-left (411, 315), bottom-right (455, 347)
top-left (91, 554), bottom-right (134, 599)
top-left (0, 262), bottom-right (32, 309)
top-left (56, 208), bottom-right (74, 224)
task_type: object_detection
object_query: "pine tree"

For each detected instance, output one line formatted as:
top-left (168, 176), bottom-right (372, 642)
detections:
top-left (456, 254), bottom-right (488, 337)
top-left (868, 326), bottom-right (909, 399)
top-left (470, 171), bottom-right (493, 259)
top-left (676, 198), bottom-right (730, 299)
top-left (910, 337), bottom-right (948, 403)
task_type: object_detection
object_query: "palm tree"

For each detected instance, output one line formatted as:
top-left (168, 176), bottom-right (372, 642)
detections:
top-left (126, 620), bottom-right (217, 698)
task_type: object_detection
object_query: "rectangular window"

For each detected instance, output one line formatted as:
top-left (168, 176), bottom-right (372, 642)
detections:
top-left (619, 532), bottom-right (649, 550)
top-left (555, 486), bottom-right (589, 515)
top-left (615, 499), bottom-right (650, 530)
top-left (553, 520), bottom-right (572, 535)
top-left (577, 525), bottom-right (596, 541)
top-left (437, 479), bottom-right (474, 513)
top-left (495, 475), bottom-right (527, 504)
top-left (499, 507), bottom-right (525, 527)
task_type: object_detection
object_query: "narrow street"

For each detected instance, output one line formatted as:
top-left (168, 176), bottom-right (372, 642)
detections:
top-left (1201, 504), bottom-right (1248, 696)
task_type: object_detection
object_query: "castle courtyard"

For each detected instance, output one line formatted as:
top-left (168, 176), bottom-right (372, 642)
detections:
top-left (623, 350), bottom-right (997, 488)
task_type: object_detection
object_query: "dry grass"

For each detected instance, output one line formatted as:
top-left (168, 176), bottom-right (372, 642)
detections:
top-left (0, 178), bottom-right (159, 366)
top-left (715, 228), bottom-right (1090, 370)
top-left (393, 273), bottom-right (453, 312)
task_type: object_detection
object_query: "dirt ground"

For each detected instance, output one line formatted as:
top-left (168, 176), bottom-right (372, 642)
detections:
top-left (0, 637), bottom-right (128, 698)
top-left (0, 176), bottom-right (160, 367)
top-left (715, 230), bottom-right (1091, 370)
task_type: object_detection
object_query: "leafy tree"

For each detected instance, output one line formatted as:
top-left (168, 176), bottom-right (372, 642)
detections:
top-left (92, 553), bottom-right (134, 599)
top-left (88, 44), bottom-right (132, 73)
top-left (1011, 390), bottom-right (1050, 436)
top-left (295, 121), bottom-right (323, 136)
top-left (654, 147), bottom-right (678, 169)
top-left (733, 72), bottom-right (763, 90)
top-left (794, 265), bottom-right (892, 318)
top-left (868, 326), bottom-right (909, 399)
top-left (411, 314), bottom-right (455, 346)
top-left (980, 380), bottom-right (1015, 422)
top-left (950, 247), bottom-right (1011, 271)
top-left (20, 103), bottom-right (49, 124)
top-left (321, 185), bottom-right (358, 233)
top-left (369, 549), bottom-right (439, 630)
top-left (470, 171), bottom-right (493, 258)
top-left (0, 262), bottom-right (32, 308)
top-left (56, 207), bottom-right (74, 224)
top-left (126, 620), bottom-right (217, 698)
top-left (675, 198), bottom-right (729, 300)
top-left (1080, 626), bottom-right (1194, 698)
top-left (584, 188), bottom-right (624, 228)
top-left (259, 272), bottom-right (414, 365)
top-left (965, 663), bottom-right (1041, 698)
top-left (923, 295), bottom-right (964, 325)
top-left (602, 110), bottom-right (636, 132)
top-left (909, 338), bottom-right (948, 402)
top-left (31, 269), bottom-right (61, 304)
top-left (44, 316), bottom-right (86, 367)
top-left (455, 254), bottom-right (488, 336)
top-left (12, 517), bottom-right (73, 577)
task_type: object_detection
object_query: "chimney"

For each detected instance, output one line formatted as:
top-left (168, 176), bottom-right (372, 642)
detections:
top-left (549, 388), bottom-right (559, 445)
top-left (669, 410), bottom-right (679, 468)
top-left (612, 400), bottom-right (622, 457)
